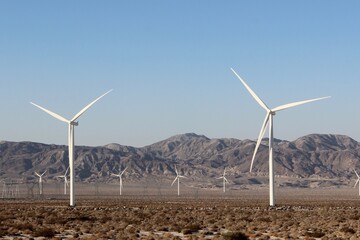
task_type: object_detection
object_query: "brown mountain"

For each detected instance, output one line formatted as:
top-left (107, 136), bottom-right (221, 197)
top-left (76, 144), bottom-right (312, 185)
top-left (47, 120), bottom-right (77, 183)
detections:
top-left (1, 133), bottom-right (359, 186)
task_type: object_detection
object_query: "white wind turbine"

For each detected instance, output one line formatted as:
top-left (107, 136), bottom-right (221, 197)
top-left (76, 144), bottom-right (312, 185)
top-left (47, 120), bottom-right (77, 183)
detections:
top-left (111, 167), bottom-right (128, 196)
top-left (35, 170), bottom-right (47, 195)
top-left (56, 167), bottom-right (70, 195)
top-left (231, 68), bottom-right (330, 207)
top-left (171, 165), bottom-right (187, 196)
top-left (30, 89), bottom-right (112, 207)
top-left (353, 169), bottom-right (360, 196)
top-left (216, 168), bottom-right (229, 193)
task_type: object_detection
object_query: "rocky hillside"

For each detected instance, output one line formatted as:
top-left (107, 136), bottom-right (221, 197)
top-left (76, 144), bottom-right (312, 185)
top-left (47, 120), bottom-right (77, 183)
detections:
top-left (1, 133), bottom-right (360, 185)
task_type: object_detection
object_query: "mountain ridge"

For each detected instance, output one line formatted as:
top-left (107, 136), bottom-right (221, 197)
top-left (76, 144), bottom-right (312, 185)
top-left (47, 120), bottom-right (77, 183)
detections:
top-left (1, 133), bottom-right (359, 187)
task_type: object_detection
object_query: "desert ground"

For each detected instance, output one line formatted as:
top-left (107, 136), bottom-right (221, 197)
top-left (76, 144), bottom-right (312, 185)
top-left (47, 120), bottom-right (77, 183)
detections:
top-left (1, 183), bottom-right (360, 239)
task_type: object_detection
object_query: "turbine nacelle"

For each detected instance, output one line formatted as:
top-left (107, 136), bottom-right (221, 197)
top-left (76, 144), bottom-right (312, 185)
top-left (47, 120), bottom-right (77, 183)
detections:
top-left (70, 121), bottom-right (79, 126)
top-left (35, 170), bottom-right (47, 178)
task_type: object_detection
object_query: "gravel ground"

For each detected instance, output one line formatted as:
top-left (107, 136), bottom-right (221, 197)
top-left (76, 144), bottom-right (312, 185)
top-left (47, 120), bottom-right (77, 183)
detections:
top-left (1, 188), bottom-right (360, 239)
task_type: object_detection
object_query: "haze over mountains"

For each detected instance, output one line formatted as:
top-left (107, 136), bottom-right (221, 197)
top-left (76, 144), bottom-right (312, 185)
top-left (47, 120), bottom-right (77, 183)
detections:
top-left (1, 133), bottom-right (359, 187)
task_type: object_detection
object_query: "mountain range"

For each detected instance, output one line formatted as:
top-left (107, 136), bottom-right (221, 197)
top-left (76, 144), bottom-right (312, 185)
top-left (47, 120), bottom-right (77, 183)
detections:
top-left (1, 133), bottom-right (360, 187)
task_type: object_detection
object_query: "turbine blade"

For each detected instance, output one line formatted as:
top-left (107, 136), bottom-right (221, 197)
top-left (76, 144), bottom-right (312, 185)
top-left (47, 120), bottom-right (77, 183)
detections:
top-left (230, 68), bottom-right (269, 111)
top-left (35, 172), bottom-right (40, 177)
top-left (224, 177), bottom-right (229, 183)
top-left (171, 177), bottom-right (178, 186)
top-left (41, 170), bottom-right (47, 176)
top-left (71, 89), bottom-right (113, 122)
top-left (250, 113), bottom-right (270, 172)
top-left (121, 167), bottom-right (128, 175)
top-left (355, 179), bottom-right (359, 188)
top-left (64, 166), bottom-right (70, 176)
top-left (272, 96), bottom-right (330, 112)
top-left (30, 102), bottom-right (70, 123)
top-left (216, 177), bottom-right (223, 180)
top-left (354, 169), bottom-right (360, 178)
top-left (175, 165), bottom-right (178, 175)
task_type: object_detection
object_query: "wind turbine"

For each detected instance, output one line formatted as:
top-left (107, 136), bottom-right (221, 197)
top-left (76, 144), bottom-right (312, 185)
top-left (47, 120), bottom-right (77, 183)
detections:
top-left (30, 89), bottom-right (112, 207)
top-left (216, 168), bottom-right (229, 193)
top-left (56, 167), bottom-right (69, 195)
top-left (231, 68), bottom-right (330, 207)
top-left (111, 167), bottom-right (128, 196)
top-left (171, 165), bottom-right (187, 196)
top-left (354, 169), bottom-right (360, 196)
top-left (35, 170), bottom-right (47, 195)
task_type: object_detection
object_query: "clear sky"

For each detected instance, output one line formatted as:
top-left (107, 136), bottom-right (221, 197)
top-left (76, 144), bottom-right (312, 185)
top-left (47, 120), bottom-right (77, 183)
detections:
top-left (0, 1), bottom-right (359, 147)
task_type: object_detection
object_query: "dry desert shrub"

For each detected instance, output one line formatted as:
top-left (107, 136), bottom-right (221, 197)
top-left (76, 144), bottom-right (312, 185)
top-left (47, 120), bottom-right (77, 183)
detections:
top-left (238, 215), bottom-right (252, 222)
top-left (221, 231), bottom-right (249, 240)
top-left (99, 215), bottom-right (112, 224)
top-left (257, 216), bottom-right (272, 223)
top-left (79, 226), bottom-right (91, 234)
top-left (12, 222), bottom-right (34, 232)
top-left (348, 213), bottom-right (360, 220)
top-left (81, 235), bottom-right (98, 240)
top-left (168, 223), bottom-right (182, 233)
top-left (114, 221), bottom-right (128, 231)
top-left (113, 232), bottom-right (132, 240)
top-left (33, 227), bottom-right (56, 238)
top-left (45, 215), bottom-right (68, 225)
top-left (251, 235), bottom-right (270, 240)
top-left (304, 229), bottom-right (325, 238)
top-left (340, 226), bottom-right (356, 234)
top-left (182, 225), bottom-right (201, 235)
top-left (0, 228), bottom-right (8, 237)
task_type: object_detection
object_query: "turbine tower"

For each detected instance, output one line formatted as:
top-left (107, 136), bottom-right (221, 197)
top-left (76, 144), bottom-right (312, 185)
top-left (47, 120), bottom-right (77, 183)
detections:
top-left (171, 165), bottom-right (186, 196)
top-left (30, 89), bottom-right (112, 207)
top-left (231, 68), bottom-right (330, 207)
top-left (111, 167), bottom-right (128, 196)
top-left (216, 168), bottom-right (229, 193)
top-left (35, 170), bottom-right (47, 195)
top-left (354, 169), bottom-right (360, 196)
top-left (56, 167), bottom-right (70, 195)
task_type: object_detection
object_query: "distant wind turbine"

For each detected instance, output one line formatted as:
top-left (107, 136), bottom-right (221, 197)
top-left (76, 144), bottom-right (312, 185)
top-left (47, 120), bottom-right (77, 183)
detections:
top-left (35, 170), bottom-right (47, 195)
top-left (354, 169), bottom-right (360, 196)
top-left (171, 165), bottom-right (187, 196)
top-left (56, 167), bottom-right (70, 195)
top-left (30, 89), bottom-right (112, 207)
top-left (231, 68), bottom-right (330, 207)
top-left (216, 168), bottom-right (229, 193)
top-left (111, 167), bottom-right (128, 196)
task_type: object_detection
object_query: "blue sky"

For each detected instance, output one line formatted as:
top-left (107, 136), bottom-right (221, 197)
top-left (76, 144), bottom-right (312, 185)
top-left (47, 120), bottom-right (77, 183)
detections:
top-left (0, 1), bottom-right (359, 147)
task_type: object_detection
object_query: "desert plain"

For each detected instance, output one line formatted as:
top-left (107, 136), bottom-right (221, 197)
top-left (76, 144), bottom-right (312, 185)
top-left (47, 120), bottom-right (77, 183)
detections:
top-left (1, 184), bottom-right (360, 240)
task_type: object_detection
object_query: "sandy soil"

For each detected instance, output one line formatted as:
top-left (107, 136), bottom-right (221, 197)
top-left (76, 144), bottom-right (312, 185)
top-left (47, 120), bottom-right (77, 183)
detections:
top-left (1, 187), bottom-right (360, 239)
